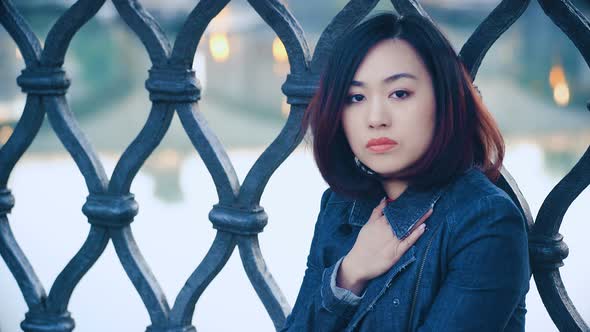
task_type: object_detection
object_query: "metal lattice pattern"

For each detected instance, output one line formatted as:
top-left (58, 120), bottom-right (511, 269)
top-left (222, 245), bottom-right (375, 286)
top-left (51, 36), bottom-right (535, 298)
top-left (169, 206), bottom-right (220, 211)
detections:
top-left (0, 0), bottom-right (588, 331)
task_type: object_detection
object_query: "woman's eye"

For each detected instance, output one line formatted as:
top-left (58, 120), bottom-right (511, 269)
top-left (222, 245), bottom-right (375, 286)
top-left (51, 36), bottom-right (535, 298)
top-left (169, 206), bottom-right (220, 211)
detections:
top-left (391, 90), bottom-right (410, 99)
top-left (347, 94), bottom-right (365, 103)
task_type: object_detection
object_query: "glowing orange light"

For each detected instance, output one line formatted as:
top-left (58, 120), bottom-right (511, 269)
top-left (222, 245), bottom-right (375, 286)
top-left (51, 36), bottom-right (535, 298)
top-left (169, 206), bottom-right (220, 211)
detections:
top-left (553, 82), bottom-right (570, 107)
top-left (272, 37), bottom-right (288, 63)
top-left (0, 126), bottom-right (13, 144)
top-left (209, 33), bottom-right (230, 62)
top-left (549, 64), bottom-right (570, 107)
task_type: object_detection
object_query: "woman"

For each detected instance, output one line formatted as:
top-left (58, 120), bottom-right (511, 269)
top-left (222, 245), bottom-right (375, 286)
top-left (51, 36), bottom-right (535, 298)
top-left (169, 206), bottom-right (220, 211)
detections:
top-left (280, 12), bottom-right (530, 332)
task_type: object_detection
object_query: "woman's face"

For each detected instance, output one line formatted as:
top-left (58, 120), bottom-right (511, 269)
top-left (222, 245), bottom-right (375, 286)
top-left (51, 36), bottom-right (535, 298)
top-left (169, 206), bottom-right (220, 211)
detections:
top-left (341, 38), bottom-right (436, 178)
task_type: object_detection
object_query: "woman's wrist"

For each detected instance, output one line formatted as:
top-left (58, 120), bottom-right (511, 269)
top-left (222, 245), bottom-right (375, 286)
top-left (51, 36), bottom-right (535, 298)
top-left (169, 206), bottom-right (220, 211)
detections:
top-left (337, 254), bottom-right (367, 296)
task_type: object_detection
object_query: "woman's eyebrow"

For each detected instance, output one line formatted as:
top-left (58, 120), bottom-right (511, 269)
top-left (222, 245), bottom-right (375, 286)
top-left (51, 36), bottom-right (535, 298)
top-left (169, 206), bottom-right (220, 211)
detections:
top-left (350, 72), bottom-right (418, 87)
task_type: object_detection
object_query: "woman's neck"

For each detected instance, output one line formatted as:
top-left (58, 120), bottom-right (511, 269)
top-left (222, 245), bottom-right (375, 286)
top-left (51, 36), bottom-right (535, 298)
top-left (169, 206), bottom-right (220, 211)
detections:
top-left (381, 179), bottom-right (409, 201)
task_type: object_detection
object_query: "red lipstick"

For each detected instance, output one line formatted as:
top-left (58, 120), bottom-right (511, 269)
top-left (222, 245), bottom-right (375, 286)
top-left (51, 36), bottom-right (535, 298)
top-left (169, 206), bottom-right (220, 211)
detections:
top-left (366, 137), bottom-right (398, 153)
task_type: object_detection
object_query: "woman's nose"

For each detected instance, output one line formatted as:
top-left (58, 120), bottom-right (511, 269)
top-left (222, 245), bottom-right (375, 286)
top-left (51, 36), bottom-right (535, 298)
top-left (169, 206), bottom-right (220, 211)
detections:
top-left (367, 99), bottom-right (391, 128)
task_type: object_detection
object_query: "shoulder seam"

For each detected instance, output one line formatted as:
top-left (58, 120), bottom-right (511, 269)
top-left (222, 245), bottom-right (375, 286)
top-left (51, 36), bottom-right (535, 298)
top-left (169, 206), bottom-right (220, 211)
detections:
top-left (447, 193), bottom-right (520, 236)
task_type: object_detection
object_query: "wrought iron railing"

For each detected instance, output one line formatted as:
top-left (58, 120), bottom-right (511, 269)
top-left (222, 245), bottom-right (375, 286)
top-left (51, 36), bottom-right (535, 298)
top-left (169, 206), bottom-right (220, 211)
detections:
top-left (0, 0), bottom-right (588, 331)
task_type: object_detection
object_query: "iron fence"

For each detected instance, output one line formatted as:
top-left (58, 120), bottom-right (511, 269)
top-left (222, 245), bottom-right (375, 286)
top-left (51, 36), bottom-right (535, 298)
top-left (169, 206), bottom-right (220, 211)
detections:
top-left (0, 0), bottom-right (588, 331)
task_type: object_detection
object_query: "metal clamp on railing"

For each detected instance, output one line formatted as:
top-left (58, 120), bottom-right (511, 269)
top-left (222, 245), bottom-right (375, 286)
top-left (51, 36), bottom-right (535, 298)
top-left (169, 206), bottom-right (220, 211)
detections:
top-left (145, 324), bottom-right (196, 332)
top-left (281, 71), bottom-right (320, 106)
top-left (145, 67), bottom-right (201, 103)
top-left (17, 67), bottom-right (71, 95)
top-left (20, 310), bottom-right (75, 332)
top-left (0, 188), bottom-right (15, 216)
top-left (529, 233), bottom-right (569, 272)
top-left (82, 193), bottom-right (139, 228)
top-left (208, 204), bottom-right (268, 235)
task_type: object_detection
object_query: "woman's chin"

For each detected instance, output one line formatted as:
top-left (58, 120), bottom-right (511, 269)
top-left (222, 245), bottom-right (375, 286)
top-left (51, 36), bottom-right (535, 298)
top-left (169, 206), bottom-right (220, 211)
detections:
top-left (371, 169), bottom-right (400, 179)
top-left (370, 164), bottom-right (412, 179)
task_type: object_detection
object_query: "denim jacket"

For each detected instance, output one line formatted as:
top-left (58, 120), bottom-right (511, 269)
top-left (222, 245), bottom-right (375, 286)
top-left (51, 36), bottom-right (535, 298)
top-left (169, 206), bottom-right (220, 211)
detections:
top-left (280, 166), bottom-right (530, 332)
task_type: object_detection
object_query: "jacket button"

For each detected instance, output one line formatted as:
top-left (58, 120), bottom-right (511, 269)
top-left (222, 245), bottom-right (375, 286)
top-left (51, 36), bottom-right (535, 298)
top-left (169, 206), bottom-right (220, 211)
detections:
top-left (393, 298), bottom-right (400, 306)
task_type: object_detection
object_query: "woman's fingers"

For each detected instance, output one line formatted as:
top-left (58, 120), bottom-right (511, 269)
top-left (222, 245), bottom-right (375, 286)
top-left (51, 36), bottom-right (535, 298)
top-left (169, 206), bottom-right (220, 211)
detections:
top-left (409, 208), bottom-right (433, 233)
top-left (398, 208), bottom-right (433, 249)
top-left (369, 197), bottom-right (388, 221)
top-left (399, 222), bottom-right (426, 251)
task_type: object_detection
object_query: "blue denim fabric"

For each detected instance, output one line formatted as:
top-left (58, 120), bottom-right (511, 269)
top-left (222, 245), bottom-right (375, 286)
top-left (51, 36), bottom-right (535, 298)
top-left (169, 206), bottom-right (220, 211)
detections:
top-left (280, 166), bottom-right (530, 332)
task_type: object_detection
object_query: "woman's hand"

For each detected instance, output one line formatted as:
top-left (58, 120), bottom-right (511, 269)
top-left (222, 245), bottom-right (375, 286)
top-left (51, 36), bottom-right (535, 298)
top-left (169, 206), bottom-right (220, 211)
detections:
top-left (336, 198), bottom-right (433, 295)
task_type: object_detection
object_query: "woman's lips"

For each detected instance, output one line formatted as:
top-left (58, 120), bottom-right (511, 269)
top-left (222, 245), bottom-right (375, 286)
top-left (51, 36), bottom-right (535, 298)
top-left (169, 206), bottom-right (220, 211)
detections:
top-left (366, 137), bottom-right (398, 153)
top-left (367, 144), bottom-right (397, 153)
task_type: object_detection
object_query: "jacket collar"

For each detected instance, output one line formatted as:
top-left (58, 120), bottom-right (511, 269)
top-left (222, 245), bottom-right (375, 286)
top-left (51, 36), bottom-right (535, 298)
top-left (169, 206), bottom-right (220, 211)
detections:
top-left (345, 182), bottom-right (450, 240)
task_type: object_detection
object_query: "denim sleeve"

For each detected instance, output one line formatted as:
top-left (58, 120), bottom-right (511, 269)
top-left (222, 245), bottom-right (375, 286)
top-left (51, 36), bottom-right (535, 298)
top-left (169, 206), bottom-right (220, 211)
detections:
top-left (416, 194), bottom-right (531, 332)
top-left (329, 256), bottom-right (365, 304)
top-left (280, 189), bottom-right (362, 332)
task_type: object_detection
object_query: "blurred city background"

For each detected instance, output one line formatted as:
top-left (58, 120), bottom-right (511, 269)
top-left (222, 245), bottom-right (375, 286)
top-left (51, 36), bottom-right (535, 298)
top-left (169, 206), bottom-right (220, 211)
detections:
top-left (0, 0), bottom-right (588, 331)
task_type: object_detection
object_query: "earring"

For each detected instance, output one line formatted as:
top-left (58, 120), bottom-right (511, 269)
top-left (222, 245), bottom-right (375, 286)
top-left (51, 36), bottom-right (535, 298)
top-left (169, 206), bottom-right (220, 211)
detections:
top-left (354, 156), bottom-right (378, 177)
top-left (473, 83), bottom-right (482, 99)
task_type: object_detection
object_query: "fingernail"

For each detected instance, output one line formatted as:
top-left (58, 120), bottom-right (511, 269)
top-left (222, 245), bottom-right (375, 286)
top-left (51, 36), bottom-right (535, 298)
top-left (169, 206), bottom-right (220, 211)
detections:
top-left (420, 224), bottom-right (426, 231)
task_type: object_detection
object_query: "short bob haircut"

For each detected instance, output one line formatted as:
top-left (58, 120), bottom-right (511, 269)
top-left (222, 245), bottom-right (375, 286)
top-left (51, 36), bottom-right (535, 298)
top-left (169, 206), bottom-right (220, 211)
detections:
top-left (302, 12), bottom-right (504, 200)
